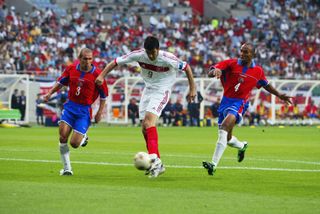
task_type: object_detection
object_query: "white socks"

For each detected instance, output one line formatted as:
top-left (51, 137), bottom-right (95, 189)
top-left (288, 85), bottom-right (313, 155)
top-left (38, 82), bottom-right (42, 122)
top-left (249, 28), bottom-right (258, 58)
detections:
top-left (59, 143), bottom-right (71, 171)
top-left (212, 129), bottom-right (228, 166)
top-left (227, 136), bottom-right (245, 149)
top-left (212, 132), bottom-right (246, 167)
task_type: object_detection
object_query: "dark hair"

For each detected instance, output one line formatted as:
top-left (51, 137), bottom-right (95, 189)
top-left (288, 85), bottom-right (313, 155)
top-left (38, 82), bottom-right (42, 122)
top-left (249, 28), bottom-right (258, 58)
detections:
top-left (244, 42), bottom-right (256, 56)
top-left (144, 36), bottom-right (159, 51)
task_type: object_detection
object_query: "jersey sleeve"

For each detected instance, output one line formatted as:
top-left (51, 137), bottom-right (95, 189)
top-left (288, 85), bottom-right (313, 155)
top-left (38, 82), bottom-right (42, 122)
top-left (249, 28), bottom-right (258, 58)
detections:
top-left (115, 49), bottom-right (143, 66)
top-left (256, 67), bottom-right (269, 89)
top-left (214, 59), bottom-right (234, 71)
top-left (97, 80), bottom-right (108, 100)
top-left (164, 52), bottom-right (188, 71)
top-left (57, 66), bottom-right (70, 86)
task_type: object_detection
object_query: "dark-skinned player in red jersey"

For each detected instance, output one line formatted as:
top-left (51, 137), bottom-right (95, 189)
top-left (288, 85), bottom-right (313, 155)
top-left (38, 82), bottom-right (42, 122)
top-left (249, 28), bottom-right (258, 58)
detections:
top-left (44, 48), bottom-right (108, 176)
top-left (203, 43), bottom-right (292, 175)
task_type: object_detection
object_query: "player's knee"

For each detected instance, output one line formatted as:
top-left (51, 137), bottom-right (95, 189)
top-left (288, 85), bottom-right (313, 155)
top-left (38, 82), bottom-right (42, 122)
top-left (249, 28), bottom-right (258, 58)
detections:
top-left (220, 122), bottom-right (234, 133)
top-left (59, 136), bottom-right (68, 144)
top-left (141, 120), bottom-right (149, 130)
top-left (70, 140), bottom-right (80, 148)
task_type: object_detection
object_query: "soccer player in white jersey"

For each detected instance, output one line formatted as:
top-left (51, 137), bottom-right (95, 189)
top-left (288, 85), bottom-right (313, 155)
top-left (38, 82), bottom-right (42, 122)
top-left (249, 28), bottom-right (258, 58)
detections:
top-left (96, 36), bottom-right (196, 177)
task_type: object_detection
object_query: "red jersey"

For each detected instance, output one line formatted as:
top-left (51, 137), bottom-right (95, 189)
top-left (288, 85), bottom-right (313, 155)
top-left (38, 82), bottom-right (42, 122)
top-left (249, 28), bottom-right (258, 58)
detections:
top-left (57, 64), bottom-right (108, 105)
top-left (305, 104), bottom-right (317, 114)
top-left (214, 59), bottom-right (268, 100)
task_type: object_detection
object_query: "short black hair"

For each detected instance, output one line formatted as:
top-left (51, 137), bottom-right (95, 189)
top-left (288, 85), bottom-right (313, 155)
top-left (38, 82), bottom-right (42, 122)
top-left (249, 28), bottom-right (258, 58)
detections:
top-left (144, 36), bottom-right (159, 51)
top-left (244, 42), bottom-right (256, 56)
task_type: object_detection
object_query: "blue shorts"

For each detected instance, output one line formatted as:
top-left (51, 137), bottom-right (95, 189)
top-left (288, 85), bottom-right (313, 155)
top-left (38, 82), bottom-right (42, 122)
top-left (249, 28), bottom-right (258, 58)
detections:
top-left (218, 96), bottom-right (249, 125)
top-left (59, 100), bottom-right (91, 135)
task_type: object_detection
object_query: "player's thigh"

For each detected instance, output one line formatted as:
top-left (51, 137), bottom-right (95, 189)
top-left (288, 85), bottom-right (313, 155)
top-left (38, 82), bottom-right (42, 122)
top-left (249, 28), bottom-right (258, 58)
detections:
top-left (69, 116), bottom-right (90, 147)
top-left (145, 90), bottom-right (170, 118)
top-left (220, 113), bottom-right (237, 132)
top-left (70, 131), bottom-right (84, 147)
top-left (139, 89), bottom-right (151, 120)
top-left (59, 106), bottom-right (75, 129)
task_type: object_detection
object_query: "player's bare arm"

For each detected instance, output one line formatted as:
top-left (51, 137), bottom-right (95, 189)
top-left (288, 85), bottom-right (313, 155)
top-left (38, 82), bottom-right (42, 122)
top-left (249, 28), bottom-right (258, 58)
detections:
top-left (94, 99), bottom-right (106, 123)
top-left (208, 66), bottom-right (222, 79)
top-left (263, 84), bottom-right (292, 105)
top-left (95, 61), bottom-right (118, 85)
top-left (43, 83), bottom-right (62, 102)
top-left (185, 64), bottom-right (196, 102)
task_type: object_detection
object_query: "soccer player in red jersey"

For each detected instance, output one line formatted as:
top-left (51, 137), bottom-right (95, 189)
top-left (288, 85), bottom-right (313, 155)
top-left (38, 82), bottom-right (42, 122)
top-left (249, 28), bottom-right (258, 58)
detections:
top-left (203, 43), bottom-right (292, 175)
top-left (44, 48), bottom-right (108, 176)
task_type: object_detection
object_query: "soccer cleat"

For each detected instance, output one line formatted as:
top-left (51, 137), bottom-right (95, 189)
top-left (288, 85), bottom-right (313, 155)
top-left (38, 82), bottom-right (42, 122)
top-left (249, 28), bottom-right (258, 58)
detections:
top-left (81, 136), bottom-right (89, 147)
top-left (149, 164), bottom-right (166, 178)
top-left (238, 142), bottom-right (248, 162)
top-left (202, 161), bottom-right (216, 176)
top-left (145, 155), bottom-right (165, 178)
top-left (59, 169), bottom-right (73, 176)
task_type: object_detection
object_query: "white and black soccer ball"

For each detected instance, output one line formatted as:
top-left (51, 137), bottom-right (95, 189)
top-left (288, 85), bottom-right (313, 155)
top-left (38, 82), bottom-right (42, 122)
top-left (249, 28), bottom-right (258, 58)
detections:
top-left (134, 152), bottom-right (151, 170)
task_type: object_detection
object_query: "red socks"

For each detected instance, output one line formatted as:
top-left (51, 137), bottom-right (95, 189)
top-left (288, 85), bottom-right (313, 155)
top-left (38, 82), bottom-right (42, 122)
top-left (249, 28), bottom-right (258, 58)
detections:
top-left (145, 127), bottom-right (160, 158)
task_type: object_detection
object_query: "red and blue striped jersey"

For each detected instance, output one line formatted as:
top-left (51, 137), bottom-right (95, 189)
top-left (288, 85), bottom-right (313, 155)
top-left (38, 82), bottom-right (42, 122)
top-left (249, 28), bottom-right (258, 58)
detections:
top-left (57, 64), bottom-right (108, 105)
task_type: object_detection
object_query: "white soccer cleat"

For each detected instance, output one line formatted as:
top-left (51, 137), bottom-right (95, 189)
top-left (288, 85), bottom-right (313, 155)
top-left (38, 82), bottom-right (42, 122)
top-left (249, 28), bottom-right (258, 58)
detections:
top-left (60, 169), bottom-right (73, 176)
top-left (146, 154), bottom-right (165, 178)
top-left (149, 164), bottom-right (165, 178)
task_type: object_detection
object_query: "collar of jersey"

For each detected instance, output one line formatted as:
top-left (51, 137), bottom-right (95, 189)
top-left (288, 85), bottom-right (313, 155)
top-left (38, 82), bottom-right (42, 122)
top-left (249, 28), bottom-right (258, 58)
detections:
top-left (76, 63), bottom-right (96, 74)
top-left (237, 58), bottom-right (256, 68)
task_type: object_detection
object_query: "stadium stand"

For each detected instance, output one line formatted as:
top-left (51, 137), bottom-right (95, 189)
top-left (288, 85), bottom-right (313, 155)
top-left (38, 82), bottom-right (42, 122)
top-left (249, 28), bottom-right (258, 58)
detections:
top-left (0, 0), bottom-right (319, 81)
top-left (0, 0), bottom-right (319, 125)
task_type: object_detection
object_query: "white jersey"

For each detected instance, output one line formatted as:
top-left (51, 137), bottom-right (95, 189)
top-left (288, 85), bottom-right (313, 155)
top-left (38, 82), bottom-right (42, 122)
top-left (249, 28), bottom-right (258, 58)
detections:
top-left (115, 49), bottom-right (187, 90)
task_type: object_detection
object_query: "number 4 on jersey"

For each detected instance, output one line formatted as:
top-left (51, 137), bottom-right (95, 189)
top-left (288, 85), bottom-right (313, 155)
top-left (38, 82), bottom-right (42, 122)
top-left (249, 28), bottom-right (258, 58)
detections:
top-left (234, 83), bottom-right (241, 92)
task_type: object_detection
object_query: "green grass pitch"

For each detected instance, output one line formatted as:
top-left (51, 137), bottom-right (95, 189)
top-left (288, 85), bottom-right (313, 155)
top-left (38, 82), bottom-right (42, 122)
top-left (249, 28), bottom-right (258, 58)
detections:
top-left (0, 126), bottom-right (319, 214)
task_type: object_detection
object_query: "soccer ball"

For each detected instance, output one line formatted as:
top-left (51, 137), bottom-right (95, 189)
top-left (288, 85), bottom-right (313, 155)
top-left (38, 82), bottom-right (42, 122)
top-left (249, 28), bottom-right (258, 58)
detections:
top-left (134, 152), bottom-right (151, 170)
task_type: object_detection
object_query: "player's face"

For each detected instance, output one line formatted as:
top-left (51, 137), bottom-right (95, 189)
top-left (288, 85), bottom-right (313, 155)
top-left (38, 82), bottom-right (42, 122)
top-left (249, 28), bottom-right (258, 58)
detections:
top-left (80, 52), bottom-right (93, 71)
top-left (146, 48), bottom-right (159, 61)
top-left (240, 45), bottom-right (253, 65)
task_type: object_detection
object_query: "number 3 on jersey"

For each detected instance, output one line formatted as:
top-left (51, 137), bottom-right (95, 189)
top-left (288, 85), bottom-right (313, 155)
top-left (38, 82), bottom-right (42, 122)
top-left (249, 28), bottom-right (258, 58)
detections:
top-left (76, 86), bottom-right (81, 96)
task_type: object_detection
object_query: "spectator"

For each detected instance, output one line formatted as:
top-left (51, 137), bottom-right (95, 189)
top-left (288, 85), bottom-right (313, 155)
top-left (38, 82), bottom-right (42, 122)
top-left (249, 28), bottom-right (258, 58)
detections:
top-left (288, 101), bottom-right (302, 120)
top-left (161, 99), bottom-right (174, 126)
top-left (36, 93), bottom-right (44, 125)
top-left (10, 89), bottom-right (19, 110)
top-left (210, 97), bottom-right (220, 119)
top-left (172, 98), bottom-right (183, 126)
top-left (128, 98), bottom-right (139, 126)
top-left (187, 91), bottom-right (203, 127)
top-left (256, 101), bottom-right (268, 125)
top-left (18, 90), bottom-right (26, 121)
top-left (304, 100), bottom-right (318, 119)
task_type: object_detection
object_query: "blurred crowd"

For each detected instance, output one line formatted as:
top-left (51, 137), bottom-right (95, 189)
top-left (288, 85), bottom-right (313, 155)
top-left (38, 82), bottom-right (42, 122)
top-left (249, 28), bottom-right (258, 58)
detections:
top-left (0, 0), bottom-right (319, 81)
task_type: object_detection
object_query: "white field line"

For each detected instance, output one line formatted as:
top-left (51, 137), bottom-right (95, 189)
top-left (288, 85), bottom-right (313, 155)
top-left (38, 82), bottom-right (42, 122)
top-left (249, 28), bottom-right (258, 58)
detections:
top-left (0, 157), bottom-right (320, 173)
top-left (1, 148), bottom-right (320, 166)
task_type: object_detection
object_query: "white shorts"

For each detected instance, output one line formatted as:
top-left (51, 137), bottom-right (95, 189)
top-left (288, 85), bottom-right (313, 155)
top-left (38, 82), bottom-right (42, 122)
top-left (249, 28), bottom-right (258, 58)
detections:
top-left (139, 88), bottom-right (171, 119)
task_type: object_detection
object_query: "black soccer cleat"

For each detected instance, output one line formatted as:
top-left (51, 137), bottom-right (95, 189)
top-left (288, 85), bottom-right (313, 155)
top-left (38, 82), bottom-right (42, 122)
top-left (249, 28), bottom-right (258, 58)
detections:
top-left (238, 143), bottom-right (248, 162)
top-left (202, 161), bottom-right (216, 176)
top-left (81, 136), bottom-right (89, 147)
